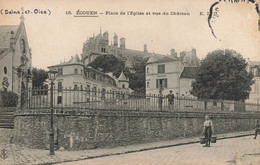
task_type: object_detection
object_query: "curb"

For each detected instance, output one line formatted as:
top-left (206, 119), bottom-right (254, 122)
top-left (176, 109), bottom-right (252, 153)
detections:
top-left (41, 132), bottom-right (255, 165)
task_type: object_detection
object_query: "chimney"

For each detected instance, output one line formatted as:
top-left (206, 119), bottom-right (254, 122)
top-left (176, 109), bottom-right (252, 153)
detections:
top-left (171, 49), bottom-right (177, 58)
top-left (144, 44), bottom-right (147, 53)
top-left (120, 38), bottom-right (125, 49)
top-left (192, 48), bottom-right (196, 56)
top-left (103, 31), bottom-right (109, 45)
top-left (113, 33), bottom-right (118, 47)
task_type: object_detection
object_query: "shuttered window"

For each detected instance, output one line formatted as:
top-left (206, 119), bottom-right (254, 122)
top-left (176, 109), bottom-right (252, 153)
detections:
top-left (156, 79), bottom-right (167, 88)
top-left (158, 64), bottom-right (165, 73)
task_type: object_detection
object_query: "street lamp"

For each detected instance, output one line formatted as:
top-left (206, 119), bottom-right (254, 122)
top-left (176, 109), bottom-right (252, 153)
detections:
top-left (48, 69), bottom-right (58, 155)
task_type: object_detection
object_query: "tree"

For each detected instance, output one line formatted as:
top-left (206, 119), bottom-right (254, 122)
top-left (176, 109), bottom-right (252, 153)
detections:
top-left (32, 67), bottom-right (48, 88)
top-left (1, 90), bottom-right (18, 107)
top-left (129, 56), bottom-right (149, 94)
top-left (190, 49), bottom-right (254, 101)
top-left (88, 54), bottom-right (125, 77)
top-left (88, 54), bottom-right (148, 94)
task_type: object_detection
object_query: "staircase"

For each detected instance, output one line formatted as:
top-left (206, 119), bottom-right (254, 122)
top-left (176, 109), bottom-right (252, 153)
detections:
top-left (0, 109), bottom-right (14, 129)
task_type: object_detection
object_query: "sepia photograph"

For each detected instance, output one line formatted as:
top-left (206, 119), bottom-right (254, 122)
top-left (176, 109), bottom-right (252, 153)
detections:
top-left (0, 0), bottom-right (260, 164)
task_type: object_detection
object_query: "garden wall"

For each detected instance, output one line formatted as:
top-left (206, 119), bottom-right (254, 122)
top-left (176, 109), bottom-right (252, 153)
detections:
top-left (13, 109), bottom-right (259, 150)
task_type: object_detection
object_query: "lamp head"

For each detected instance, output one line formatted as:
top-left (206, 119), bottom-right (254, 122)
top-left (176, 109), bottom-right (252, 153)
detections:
top-left (48, 70), bottom-right (58, 81)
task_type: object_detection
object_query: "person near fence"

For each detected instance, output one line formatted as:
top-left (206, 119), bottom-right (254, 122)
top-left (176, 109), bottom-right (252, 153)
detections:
top-left (202, 115), bottom-right (214, 147)
top-left (166, 90), bottom-right (174, 110)
top-left (254, 119), bottom-right (260, 139)
top-left (158, 90), bottom-right (163, 111)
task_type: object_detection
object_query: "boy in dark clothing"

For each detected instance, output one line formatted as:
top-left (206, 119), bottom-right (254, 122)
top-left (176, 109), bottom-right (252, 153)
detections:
top-left (158, 90), bottom-right (163, 111)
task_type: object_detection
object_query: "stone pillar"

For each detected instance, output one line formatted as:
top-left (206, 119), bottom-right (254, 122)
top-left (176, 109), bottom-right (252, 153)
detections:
top-left (144, 44), bottom-right (147, 53)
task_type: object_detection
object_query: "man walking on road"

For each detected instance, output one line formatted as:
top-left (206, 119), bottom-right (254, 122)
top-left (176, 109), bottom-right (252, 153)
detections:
top-left (203, 115), bottom-right (214, 147)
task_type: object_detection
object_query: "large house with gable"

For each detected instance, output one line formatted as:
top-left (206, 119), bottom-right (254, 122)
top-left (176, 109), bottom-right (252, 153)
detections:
top-left (145, 48), bottom-right (200, 97)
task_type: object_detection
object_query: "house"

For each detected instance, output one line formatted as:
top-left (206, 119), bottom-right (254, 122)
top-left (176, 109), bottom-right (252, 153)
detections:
top-left (145, 48), bottom-right (200, 97)
top-left (247, 60), bottom-right (260, 105)
top-left (48, 54), bottom-right (131, 105)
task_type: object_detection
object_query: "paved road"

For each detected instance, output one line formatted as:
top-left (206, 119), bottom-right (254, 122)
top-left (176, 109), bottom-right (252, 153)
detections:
top-left (61, 136), bottom-right (260, 165)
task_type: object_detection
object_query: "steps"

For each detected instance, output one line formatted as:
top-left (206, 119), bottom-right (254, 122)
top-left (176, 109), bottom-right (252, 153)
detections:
top-left (0, 109), bottom-right (14, 129)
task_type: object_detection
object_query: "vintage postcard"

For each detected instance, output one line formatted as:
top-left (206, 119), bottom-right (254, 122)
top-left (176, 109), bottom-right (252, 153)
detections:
top-left (0, 0), bottom-right (260, 164)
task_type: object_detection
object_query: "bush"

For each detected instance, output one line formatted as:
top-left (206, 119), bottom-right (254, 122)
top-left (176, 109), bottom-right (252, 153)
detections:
top-left (1, 90), bottom-right (18, 107)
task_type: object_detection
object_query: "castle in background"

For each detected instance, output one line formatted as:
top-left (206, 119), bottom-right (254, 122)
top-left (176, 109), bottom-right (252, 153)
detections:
top-left (81, 31), bottom-right (164, 68)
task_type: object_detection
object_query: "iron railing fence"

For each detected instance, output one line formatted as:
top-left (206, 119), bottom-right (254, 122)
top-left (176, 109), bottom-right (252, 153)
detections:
top-left (20, 87), bottom-right (260, 112)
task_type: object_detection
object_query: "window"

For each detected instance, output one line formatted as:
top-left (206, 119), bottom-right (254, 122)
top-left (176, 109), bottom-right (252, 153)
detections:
top-left (90, 73), bottom-right (96, 80)
top-left (20, 38), bottom-right (26, 54)
top-left (27, 69), bottom-right (31, 76)
top-left (147, 81), bottom-right (149, 88)
top-left (156, 78), bottom-right (167, 88)
top-left (101, 88), bottom-right (106, 100)
top-left (80, 85), bottom-right (83, 90)
top-left (99, 76), bottom-right (103, 82)
top-left (253, 67), bottom-right (258, 76)
top-left (74, 69), bottom-right (78, 74)
top-left (93, 87), bottom-right (97, 95)
top-left (74, 84), bottom-right (78, 90)
top-left (86, 85), bottom-right (91, 94)
top-left (213, 102), bottom-right (217, 106)
top-left (101, 47), bottom-right (106, 52)
top-left (58, 82), bottom-right (62, 92)
top-left (122, 84), bottom-right (125, 88)
top-left (86, 71), bottom-right (89, 78)
top-left (58, 68), bottom-right (63, 75)
top-left (57, 96), bottom-right (62, 104)
top-left (4, 67), bottom-right (7, 74)
top-left (146, 67), bottom-right (149, 74)
top-left (157, 64), bottom-right (165, 73)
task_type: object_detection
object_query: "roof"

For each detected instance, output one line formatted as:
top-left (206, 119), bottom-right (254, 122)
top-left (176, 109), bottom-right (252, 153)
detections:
top-left (180, 67), bottom-right (200, 79)
top-left (123, 49), bottom-right (165, 59)
top-left (249, 61), bottom-right (260, 66)
top-left (48, 54), bottom-right (82, 68)
top-left (0, 25), bottom-right (19, 48)
top-left (147, 56), bottom-right (177, 64)
top-left (118, 71), bottom-right (129, 81)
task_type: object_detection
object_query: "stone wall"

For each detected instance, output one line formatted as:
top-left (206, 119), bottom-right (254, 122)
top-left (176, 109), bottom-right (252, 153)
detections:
top-left (13, 109), bottom-right (259, 150)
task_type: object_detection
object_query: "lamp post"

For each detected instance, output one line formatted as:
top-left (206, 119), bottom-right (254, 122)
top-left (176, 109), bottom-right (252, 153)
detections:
top-left (48, 70), bottom-right (58, 155)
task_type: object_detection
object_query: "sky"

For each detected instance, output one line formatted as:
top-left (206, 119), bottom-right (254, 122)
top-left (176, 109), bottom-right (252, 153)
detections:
top-left (0, 0), bottom-right (259, 69)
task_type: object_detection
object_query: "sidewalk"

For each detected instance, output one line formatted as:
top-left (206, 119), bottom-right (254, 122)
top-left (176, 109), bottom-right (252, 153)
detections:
top-left (0, 129), bottom-right (255, 165)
